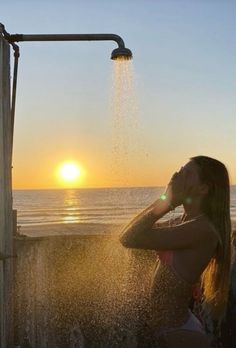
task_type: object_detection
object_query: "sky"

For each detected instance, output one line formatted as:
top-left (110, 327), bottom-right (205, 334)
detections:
top-left (1, 0), bottom-right (236, 189)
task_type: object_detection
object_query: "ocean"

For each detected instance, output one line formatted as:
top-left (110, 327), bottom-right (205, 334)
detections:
top-left (13, 186), bottom-right (236, 228)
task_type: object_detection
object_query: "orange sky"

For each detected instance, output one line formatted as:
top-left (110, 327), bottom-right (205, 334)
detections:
top-left (5, 2), bottom-right (236, 189)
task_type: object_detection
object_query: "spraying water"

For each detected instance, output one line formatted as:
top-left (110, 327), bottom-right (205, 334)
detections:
top-left (110, 57), bottom-right (140, 189)
top-left (102, 57), bottom-right (155, 346)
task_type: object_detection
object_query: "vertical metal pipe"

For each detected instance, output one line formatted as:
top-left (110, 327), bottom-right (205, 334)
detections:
top-left (11, 44), bottom-right (19, 156)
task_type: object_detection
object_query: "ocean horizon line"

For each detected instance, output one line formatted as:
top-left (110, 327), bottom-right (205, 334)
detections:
top-left (13, 185), bottom-right (167, 191)
top-left (13, 184), bottom-right (236, 191)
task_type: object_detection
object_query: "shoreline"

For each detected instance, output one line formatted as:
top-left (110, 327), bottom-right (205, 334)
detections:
top-left (17, 222), bottom-right (125, 238)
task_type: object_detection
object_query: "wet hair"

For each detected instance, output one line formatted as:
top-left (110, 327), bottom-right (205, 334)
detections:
top-left (189, 155), bottom-right (233, 326)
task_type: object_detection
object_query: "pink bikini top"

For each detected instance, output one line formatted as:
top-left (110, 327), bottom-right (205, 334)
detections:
top-left (157, 250), bottom-right (203, 302)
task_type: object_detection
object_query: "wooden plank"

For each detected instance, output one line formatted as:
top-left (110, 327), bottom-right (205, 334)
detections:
top-left (0, 31), bottom-right (14, 348)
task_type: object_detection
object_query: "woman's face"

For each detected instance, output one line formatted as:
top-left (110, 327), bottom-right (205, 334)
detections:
top-left (178, 160), bottom-right (204, 196)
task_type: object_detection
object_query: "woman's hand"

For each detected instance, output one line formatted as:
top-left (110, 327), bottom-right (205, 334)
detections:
top-left (163, 171), bottom-right (185, 208)
top-left (163, 170), bottom-right (198, 208)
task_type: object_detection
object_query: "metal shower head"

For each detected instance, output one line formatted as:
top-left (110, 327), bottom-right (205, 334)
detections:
top-left (111, 47), bottom-right (133, 60)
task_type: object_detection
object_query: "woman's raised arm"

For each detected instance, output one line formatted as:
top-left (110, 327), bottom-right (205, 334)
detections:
top-left (119, 198), bottom-right (171, 248)
top-left (119, 200), bottom-right (215, 251)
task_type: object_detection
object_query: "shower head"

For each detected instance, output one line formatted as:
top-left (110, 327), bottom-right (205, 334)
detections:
top-left (111, 47), bottom-right (133, 60)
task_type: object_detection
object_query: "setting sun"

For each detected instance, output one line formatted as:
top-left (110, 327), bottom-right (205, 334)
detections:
top-left (57, 161), bottom-right (85, 187)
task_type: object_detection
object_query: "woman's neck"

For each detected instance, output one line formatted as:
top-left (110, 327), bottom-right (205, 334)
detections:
top-left (183, 201), bottom-right (204, 221)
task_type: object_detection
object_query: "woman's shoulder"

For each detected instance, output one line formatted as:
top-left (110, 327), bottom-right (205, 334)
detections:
top-left (176, 213), bottom-right (221, 248)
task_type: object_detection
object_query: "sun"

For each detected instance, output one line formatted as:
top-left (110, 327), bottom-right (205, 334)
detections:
top-left (57, 161), bottom-right (85, 187)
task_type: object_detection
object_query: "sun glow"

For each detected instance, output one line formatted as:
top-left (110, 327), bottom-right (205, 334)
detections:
top-left (57, 161), bottom-right (85, 187)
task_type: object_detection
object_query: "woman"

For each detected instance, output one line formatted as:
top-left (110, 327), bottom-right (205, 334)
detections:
top-left (119, 155), bottom-right (232, 347)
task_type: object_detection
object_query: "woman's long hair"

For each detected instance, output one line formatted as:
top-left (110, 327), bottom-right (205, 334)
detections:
top-left (189, 155), bottom-right (233, 325)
